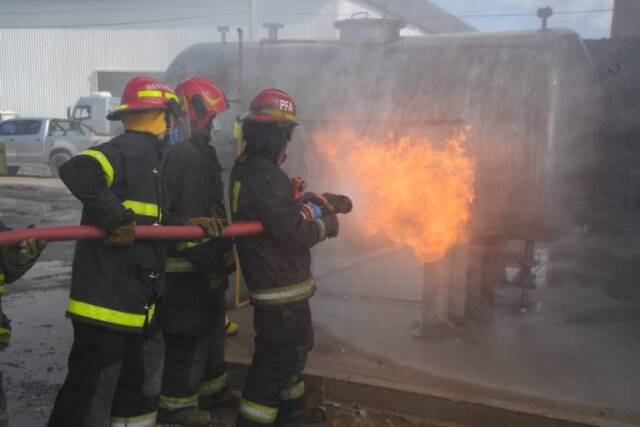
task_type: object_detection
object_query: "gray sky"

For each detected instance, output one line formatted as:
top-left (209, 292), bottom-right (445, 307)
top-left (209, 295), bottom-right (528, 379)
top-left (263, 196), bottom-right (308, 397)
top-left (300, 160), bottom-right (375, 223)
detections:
top-left (432, 0), bottom-right (614, 38)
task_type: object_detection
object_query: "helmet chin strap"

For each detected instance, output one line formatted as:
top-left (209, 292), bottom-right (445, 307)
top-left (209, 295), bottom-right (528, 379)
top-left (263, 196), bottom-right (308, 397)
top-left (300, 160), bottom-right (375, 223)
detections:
top-left (277, 151), bottom-right (287, 166)
top-left (276, 141), bottom-right (289, 165)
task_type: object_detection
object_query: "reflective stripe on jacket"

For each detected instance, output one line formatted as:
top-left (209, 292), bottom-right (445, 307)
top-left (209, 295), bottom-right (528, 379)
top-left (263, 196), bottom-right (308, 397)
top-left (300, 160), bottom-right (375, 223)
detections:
top-left (60, 132), bottom-right (164, 333)
top-left (229, 153), bottom-right (323, 306)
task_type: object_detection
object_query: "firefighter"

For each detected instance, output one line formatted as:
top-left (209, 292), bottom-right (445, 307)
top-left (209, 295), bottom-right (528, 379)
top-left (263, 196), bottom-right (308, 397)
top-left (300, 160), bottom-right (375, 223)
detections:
top-left (48, 76), bottom-right (190, 427)
top-left (230, 89), bottom-right (340, 427)
top-left (157, 76), bottom-right (234, 426)
top-left (0, 225), bottom-right (46, 427)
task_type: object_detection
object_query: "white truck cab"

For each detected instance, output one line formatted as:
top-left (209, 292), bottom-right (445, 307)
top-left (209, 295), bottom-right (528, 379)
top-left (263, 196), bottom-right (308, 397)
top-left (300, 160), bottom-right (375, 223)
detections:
top-left (69, 92), bottom-right (123, 136)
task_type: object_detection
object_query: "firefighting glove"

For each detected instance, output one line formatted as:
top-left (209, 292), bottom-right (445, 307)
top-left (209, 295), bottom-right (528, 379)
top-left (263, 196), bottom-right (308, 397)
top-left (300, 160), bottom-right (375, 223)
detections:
top-left (16, 238), bottom-right (47, 266)
top-left (318, 214), bottom-right (339, 240)
top-left (0, 313), bottom-right (11, 350)
top-left (321, 193), bottom-right (353, 214)
top-left (301, 192), bottom-right (353, 215)
top-left (107, 209), bottom-right (136, 247)
top-left (187, 217), bottom-right (224, 238)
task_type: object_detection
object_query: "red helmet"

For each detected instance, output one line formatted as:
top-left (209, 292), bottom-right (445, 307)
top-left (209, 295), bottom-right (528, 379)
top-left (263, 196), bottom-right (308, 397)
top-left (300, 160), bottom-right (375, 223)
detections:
top-left (175, 76), bottom-right (229, 131)
top-left (107, 76), bottom-right (179, 121)
top-left (245, 88), bottom-right (298, 125)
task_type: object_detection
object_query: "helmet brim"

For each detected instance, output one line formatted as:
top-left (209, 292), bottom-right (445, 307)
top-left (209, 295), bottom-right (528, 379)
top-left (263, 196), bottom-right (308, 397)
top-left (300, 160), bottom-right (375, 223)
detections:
top-left (244, 112), bottom-right (298, 126)
top-left (106, 105), bottom-right (168, 121)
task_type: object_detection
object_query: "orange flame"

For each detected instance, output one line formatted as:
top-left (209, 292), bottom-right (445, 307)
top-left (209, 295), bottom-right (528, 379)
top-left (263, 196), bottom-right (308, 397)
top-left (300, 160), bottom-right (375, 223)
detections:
top-left (310, 127), bottom-right (475, 263)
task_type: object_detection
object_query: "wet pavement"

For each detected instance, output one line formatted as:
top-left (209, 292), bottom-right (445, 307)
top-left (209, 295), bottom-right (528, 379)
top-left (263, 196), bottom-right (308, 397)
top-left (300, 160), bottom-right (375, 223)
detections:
top-left (1, 177), bottom-right (640, 426)
top-left (0, 177), bottom-right (77, 426)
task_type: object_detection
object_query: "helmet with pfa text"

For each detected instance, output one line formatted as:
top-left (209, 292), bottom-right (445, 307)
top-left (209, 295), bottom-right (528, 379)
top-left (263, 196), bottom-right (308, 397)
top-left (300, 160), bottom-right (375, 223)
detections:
top-left (245, 88), bottom-right (298, 125)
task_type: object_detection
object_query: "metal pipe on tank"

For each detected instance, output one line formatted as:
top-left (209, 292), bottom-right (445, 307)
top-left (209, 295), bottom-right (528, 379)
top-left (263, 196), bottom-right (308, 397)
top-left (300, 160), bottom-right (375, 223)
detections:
top-left (218, 26), bottom-right (230, 44)
top-left (236, 28), bottom-right (245, 112)
top-left (263, 23), bottom-right (284, 41)
top-left (259, 39), bottom-right (265, 88)
top-left (233, 27), bottom-right (250, 310)
top-left (249, 0), bottom-right (257, 42)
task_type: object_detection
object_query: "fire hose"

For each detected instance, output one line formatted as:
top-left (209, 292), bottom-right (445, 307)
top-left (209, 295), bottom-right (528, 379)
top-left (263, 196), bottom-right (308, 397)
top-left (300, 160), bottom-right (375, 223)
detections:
top-left (0, 193), bottom-right (351, 308)
top-left (0, 222), bottom-right (265, 309)
top-left (0, 222), bottom-right (265, 248)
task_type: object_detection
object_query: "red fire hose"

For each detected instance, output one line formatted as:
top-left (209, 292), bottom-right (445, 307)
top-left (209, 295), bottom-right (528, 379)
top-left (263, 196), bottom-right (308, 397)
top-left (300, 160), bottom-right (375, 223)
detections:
top-left (0, 222), bottom-right (265, 247)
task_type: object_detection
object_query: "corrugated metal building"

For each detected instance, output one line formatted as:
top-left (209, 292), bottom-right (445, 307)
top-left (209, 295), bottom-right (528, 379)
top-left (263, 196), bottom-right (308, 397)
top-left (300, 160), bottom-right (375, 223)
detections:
top-left (0, 0), bottom-right (472, 118)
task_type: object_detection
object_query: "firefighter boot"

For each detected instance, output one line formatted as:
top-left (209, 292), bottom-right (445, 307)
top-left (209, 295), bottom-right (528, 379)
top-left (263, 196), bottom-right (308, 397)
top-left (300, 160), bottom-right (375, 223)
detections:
top-left (157, 406), bottom-right (212, 426)
top-left (275, 397), bottom-right (326, 426)
top-left (199, 385), bottom-right (236, 409)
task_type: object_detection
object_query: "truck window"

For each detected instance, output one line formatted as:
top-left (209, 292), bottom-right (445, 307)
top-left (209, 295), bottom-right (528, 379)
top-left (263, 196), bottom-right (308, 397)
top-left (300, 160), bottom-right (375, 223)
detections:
top-left (73, 122), bottom-right (96, 136)
top-left (73, 105), bottom-right (91, 120)
top-left (0, 120), bottom-right (17, 136)
top-left (16, 120), bottom-right (42, 136)
top-left (49, 120), bottom-right (83, 137)
top-left (65, 121), bottom-right (81, 136)
top-left (48, 120), bottom-right (66, 136)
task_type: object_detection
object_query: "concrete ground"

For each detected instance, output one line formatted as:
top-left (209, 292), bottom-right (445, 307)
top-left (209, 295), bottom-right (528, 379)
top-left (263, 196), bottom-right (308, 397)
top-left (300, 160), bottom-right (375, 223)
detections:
top-left (1, 176), bottom-right (640, 426)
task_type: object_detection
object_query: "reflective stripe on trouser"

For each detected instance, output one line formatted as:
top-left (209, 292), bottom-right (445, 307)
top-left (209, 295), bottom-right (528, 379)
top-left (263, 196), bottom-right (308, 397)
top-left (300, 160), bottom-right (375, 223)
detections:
top-left (249, 278), bottom-right (316, 306)
top-left (199, 372), bottom-right (227, 397)
top-left (238, 398), bottom-right (278, 424)
top-left (279, 379), bottom-right (304, 401)
top-left (111, 411), bottom-right (157, 427)
top-left (47, 321), bottom-right (164, 427)
top-left (67, 298), bottom-right (155, 330)
top-left (161, 307), bottom-right (227, 411)
top-left (239, 302), bottom-right (314, 426)
top-left (159, 393), bottom-right (198, 410)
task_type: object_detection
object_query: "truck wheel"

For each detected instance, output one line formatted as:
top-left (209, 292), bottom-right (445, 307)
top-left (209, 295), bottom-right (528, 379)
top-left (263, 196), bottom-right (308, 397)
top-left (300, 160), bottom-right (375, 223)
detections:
top-left (49, 152), bottom-right (72, 177)
top-left (7, 166), bottom-right (19, 176)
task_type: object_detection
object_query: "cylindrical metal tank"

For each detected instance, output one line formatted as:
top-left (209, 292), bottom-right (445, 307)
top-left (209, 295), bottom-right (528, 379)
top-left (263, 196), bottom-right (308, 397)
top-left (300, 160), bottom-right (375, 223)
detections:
top-left (166, 28), bottom-right (601, 244)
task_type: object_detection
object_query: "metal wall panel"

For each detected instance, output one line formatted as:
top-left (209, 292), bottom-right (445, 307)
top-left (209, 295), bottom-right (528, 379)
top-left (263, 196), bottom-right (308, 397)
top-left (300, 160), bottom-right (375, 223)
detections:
top-left (0, 24), bottom-right (223, 117)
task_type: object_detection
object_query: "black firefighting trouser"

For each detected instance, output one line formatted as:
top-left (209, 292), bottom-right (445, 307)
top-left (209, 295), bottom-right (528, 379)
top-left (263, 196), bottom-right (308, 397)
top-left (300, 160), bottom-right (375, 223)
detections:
top-left (237, 300), bottom-right (314, 427)
top-left (48, 320), bottom-right (164, 427)
top-left (160, 289), bottom-right (228, 412)
top-left (0, 370), bottom-right (7, 427)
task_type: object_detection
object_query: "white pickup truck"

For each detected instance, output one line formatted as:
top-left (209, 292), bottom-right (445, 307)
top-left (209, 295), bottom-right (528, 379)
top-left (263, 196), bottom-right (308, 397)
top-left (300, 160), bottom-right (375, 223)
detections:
top-left (0, 118), bottom-right (108, 176)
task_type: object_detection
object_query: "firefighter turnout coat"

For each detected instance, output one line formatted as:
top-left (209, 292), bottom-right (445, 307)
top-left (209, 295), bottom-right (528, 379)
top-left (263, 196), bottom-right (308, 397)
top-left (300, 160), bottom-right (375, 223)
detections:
top-left (59, 131), bottom-right (164, 333)
top-left (159, 136), bottom-right (232, 336)
top-left (229, 152), bottom-right (326, 307)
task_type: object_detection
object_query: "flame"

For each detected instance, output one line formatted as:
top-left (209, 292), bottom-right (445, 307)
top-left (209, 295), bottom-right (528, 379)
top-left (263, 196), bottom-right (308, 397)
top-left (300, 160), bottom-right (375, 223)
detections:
top-left (310, 127), bottom-right (475, 263)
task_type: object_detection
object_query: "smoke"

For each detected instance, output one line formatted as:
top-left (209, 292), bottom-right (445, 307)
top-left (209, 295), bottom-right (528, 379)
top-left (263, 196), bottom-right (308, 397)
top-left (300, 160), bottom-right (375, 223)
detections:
top-left (159, 21), bottom-right (640, 418)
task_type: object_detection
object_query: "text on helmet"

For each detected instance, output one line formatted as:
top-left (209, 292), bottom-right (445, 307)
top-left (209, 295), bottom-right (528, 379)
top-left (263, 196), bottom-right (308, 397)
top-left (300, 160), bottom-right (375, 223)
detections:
top-left (279, 99), bottom-right (294, 113)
